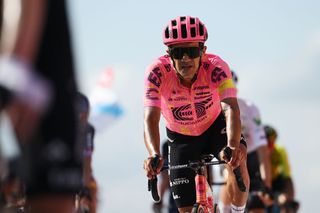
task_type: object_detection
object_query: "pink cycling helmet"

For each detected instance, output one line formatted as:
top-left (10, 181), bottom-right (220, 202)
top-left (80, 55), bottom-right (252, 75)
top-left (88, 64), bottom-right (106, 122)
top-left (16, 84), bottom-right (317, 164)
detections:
top-left (163, 16), bottom-right (208, 46)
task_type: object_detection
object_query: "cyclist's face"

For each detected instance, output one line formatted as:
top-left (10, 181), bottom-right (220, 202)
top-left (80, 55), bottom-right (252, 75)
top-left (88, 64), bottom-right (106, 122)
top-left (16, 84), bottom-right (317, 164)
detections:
top-left (267, 136), bottom-right (276, 151)
top-left (168, 42), bottom-right (206, 82)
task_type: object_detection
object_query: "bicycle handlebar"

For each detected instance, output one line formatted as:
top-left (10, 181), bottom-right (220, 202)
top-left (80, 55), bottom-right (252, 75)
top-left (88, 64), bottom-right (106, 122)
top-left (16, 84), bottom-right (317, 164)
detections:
top-left (148, 156), bottom-right (225, 203)
top-left (147, 147), bottom-right (247, 203)
top-left (161, 159), bottom-right (224, 171)
top-left (147, 155), bottom-right (161, 203)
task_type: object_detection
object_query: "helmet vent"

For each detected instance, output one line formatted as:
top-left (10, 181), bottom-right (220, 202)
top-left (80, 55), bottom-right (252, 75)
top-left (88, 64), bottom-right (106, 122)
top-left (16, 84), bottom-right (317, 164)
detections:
top-left (190, 17), bottom-right (195, 24)
top-left (172, 20), bottom-right (177, 26)
top-left (199, 23), bottom-right (204, 36)
top-left (180, 16), bottom-right (186, 22)
top-left (191, 27), bottom-right (196, 37)
top-left (173, 29), bottom-right (178, 39)
top-left (165, 27), bottom-right (169, 39)
top-left (181, 24), bottom-right (187, 38)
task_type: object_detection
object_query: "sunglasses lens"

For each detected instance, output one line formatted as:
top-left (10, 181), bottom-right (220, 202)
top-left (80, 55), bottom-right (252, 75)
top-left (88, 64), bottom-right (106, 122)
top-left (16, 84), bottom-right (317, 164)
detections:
top-left (170, 47), bottom-right (200, 59)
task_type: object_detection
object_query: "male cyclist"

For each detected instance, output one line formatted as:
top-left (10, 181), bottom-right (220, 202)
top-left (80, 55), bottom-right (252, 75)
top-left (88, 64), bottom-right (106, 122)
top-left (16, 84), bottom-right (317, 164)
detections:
top-left (143, 16), bottom-right (249, 213)
top-left (0, 1), bottom-right (82, 212)
top-left (219, 71), bottom-right (272, 213)
top-left (264, 125), bottom-right (299, 213)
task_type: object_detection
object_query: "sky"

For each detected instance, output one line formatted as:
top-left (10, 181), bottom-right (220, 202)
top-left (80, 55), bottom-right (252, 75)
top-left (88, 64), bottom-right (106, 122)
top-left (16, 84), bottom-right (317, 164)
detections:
top-left (65, 0), bottom-right (320, 212)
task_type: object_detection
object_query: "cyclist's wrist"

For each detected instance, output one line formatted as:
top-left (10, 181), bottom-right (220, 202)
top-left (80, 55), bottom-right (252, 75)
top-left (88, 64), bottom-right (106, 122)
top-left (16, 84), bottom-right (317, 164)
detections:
top-left (148, 153), bottom-right (162, 160)
top-left (227, 141), bottom-right (239, 149)
top-left (149, 151), bottom-right (161, 158)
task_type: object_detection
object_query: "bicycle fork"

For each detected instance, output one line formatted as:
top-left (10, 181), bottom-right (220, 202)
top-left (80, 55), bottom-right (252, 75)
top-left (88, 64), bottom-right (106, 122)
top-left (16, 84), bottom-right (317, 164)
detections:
top-left (194, 170), bottom-right (215, 212)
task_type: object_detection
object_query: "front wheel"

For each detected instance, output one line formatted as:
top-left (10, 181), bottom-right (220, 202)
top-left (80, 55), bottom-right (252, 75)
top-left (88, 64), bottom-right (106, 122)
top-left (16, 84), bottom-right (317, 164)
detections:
top-left (191, 203), bottom-right (205, 213)
top-left (192, 203), bottom-right (219, 213)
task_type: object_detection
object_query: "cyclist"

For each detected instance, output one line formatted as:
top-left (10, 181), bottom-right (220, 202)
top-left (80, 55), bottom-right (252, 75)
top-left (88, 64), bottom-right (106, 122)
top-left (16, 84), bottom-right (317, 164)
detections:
top-left (0, 0), bottom-right (82, 212)
top-left (143, 16), bottom-right (249, 213)
top-left (219, 71), bottom-right (272, 213)
top-left (264, 125), bottom-right (299, 213)
top-left (75, 92), bottom-right (98, 213)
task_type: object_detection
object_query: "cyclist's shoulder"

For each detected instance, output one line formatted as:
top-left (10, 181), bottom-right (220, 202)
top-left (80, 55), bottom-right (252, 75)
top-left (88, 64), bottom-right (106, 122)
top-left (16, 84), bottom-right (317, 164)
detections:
top-left (203, 53), bottom-right (229, 67)
top-left (275, 144), bottom-right (286, 151)
top-left (272, 144), bottom-right (289, 161)
top-left (202, 54), bottom-right (232, 83)
top-left (145, 55), bottom-right (172, 74)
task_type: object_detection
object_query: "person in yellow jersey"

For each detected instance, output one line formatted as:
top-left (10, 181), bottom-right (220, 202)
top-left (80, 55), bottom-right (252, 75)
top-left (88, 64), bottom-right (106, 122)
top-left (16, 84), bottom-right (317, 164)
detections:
top-left (264, 125), bottom-right (299, 213)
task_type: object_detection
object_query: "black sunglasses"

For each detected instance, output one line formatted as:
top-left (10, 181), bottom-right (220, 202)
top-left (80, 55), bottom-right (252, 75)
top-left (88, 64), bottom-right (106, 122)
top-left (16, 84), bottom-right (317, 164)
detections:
top-left (169, 46), bottom-right (201, 60)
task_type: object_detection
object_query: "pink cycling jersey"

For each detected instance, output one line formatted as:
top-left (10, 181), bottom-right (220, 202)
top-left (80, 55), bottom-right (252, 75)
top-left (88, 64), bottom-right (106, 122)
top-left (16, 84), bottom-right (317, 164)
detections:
top-left (144, 53), bottom-right (237, 136)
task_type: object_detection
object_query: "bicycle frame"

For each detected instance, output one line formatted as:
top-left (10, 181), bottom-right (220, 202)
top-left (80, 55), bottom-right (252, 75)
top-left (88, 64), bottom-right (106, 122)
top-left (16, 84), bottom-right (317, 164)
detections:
top-left (191, 158), bottom-right (223, 213)
top-left (193, 166), bottom-right (215, 212)
top-left (148, 147), bottom-right (245, 213)
top-left (155, 156), bottom-right (224, 213)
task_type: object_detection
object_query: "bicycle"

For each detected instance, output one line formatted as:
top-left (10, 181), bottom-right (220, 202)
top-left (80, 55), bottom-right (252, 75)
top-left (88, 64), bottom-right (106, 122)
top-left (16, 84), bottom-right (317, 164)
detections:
top-left (148, 147), bottom-right (246, 213)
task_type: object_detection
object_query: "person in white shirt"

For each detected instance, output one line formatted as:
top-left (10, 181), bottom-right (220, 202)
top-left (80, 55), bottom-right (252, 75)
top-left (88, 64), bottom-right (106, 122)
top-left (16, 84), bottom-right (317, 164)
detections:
top-left (219, 71), bottom-right (272, 213)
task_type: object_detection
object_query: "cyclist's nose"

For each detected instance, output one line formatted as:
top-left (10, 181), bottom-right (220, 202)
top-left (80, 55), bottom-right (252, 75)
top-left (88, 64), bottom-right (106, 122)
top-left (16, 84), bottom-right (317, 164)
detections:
top-left (181, 53), bottom-right (190, 61)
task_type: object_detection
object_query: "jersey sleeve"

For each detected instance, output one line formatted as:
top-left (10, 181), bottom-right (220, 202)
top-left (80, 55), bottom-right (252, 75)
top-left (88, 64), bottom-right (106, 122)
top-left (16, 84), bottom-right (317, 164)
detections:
top-left (209, 56), bottom-right (237, 100)
top-left (143, 60), bottom-right (163, 108)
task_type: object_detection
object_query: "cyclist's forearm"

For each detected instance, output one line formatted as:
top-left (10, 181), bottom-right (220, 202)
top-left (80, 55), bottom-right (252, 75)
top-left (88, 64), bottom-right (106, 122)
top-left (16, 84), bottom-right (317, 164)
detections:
top-left (144, 107), bottom-right (161, 156)
top-left (144, 128), bottom-right (160, 156)
top-left (257, 145), bottom-right (272, 188)
top-left (221, 98), bottom-right (241, 148)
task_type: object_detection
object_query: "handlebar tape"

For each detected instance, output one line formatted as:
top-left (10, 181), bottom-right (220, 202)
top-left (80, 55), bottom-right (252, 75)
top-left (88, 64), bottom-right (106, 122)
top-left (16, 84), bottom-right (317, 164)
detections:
top-left (147, 155), bottom-right (161, 203)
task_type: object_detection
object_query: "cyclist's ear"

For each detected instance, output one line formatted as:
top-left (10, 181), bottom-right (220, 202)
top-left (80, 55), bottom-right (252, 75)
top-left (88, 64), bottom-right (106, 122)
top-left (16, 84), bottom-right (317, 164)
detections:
top-left (202, 46), bottom-right (207, 54)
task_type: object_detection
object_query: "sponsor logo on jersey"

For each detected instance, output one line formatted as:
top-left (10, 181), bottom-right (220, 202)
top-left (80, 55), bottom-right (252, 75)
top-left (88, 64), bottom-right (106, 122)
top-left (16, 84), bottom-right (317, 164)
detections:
top-left (195, 97), bottom-right (213, 119)
top-left (211, 67), bottom-right (227, 83)
top-left (194, 85), bottom-right (209, 90)
top-left (148, 66), bottom-right (162, 87)
top-left (167, 138), bottom-right (174, 143)
top-left (195, 91), bottom-right (211, 96)
top-left (172, 104), bottom-right (193, 121)
top-left (172, 192), bottom-right (180, 199)
top-left (146, 88), bottom-right (159, 100)
top-left (202, 62), bottom-right (210, 71)
top-left (170, 178), bottom-right (190, 187)
top-left (172, 96), bottom-right (188, 101)
top-left (164, 64), bottom-right (171, 72)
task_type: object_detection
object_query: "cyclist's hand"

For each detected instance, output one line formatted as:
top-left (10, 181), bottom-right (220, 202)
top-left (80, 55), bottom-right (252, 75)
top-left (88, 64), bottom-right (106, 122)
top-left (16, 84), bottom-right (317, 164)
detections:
top-left (258, 187), bottom-right (274, 206)
top-left (143, 155), bottom-right (164, 179)
top-left (278, 193), bottom-right (288, 205)
top-left (221, 146), bottom-right (239, 168)
top-left (221, 144), bottom-right (246, 169)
